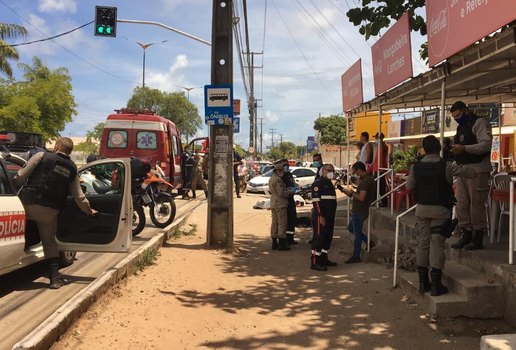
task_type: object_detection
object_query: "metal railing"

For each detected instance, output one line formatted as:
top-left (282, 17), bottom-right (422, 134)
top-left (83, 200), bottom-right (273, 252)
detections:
top-left (393, 204), bottom-right (417, 287)
top-left (366, 180), bottom-right (408, 252)
top-left (509, 177), bottom-right (516, 264)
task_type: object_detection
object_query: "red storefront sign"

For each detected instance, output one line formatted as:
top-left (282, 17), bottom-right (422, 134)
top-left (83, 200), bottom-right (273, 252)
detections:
top-left (427, 0), bottom-right (516, 67)
top-left (341, 59), bottom-right (363, 112)
top-left (371, 12), bottom-right (413, 95)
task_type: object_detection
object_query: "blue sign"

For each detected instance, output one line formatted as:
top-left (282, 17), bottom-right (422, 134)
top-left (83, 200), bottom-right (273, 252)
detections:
top-left (204, 84), bottom-right (234, 126)
top-left (233, 117), bottom-right (240, 133)
top-left (307, 136), bottom-right (317, 152)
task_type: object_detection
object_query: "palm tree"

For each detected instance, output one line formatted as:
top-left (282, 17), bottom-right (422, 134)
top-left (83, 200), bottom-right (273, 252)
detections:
top-left (0, 23), bottom-right (28, 78)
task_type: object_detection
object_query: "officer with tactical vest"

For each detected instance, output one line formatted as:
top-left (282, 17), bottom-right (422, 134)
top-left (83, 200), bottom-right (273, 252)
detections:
top-left (449, 101), bottom-right (492, 251)
top-left (406, 135), bottom-right (476, 296)
top-left (14, 137), bottom-right (97, 289)
top-left (310, 163), bottom-right (338, 271)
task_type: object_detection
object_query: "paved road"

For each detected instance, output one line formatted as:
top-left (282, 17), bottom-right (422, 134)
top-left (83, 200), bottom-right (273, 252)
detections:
top-left (0, 198), bottom-right (200, 350)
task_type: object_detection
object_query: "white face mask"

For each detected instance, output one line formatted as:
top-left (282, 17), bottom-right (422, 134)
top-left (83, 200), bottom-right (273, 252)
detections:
top-left (326, 171), bottom-right (334, 180)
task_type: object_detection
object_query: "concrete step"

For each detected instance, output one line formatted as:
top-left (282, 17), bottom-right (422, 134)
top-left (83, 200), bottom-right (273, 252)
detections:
top-left (370, 208), bottom-right (418, 241)
top-left (398, 261), bottom-right (504, 319)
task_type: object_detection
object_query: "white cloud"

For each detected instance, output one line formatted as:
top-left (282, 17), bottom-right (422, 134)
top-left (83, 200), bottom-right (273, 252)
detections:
top-left (146, 54), bottom-right (189, 91)
top-left (38, 0), bottom-right (77, 13)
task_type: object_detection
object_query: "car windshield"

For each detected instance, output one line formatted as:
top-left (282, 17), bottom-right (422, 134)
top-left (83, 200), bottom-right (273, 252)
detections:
top-left (262, 169), bottom-right (274, 177)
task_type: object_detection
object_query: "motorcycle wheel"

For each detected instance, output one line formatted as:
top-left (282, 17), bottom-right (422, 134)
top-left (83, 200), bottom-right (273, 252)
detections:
top-left (132, 204), bottom-right (146, 236)
top-left (150, 194), bottom-right (176, 228)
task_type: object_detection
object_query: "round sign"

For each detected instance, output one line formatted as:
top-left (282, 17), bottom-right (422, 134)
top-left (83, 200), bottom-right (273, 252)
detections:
top-left (248, 146), bottom-right (255, 154)
top-left (109, 131), bottom-right (125, 146)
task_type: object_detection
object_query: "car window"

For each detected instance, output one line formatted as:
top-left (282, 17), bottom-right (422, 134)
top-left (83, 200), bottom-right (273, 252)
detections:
top-left (78, 162), bottom-right (125, 195)
top-left (107, 130), bottom-right (128, 148)
top-left (172, 135), bottom-right (179, 158)
top-left (293, 169), bottom-right (315, 177)
top-left (136, 131), bottom-right (157, 150)
top-left (262, 169), bottom-right (274, 177)
top-left (0, 162), bottom-right (11, 195)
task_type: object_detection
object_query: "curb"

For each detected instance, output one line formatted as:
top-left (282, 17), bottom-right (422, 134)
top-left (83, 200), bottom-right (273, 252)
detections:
top-left (12, 201), bottom-right (203, 350)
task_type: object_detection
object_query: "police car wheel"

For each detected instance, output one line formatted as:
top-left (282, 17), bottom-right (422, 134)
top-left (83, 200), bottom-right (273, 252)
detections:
top-left (59, 251), bottom-right (76, 268)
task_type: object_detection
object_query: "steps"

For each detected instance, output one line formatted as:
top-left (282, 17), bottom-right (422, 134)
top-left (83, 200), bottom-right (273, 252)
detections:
top-left (398, 260), bottom-right (504, 318)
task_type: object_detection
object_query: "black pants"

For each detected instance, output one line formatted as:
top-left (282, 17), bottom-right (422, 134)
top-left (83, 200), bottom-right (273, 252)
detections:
top-left (234, 172), bottom-right (240, 195)
top-left (311, 211), bottom-right (335, 252)
top-left (286, 197), bottom-right (297, 233)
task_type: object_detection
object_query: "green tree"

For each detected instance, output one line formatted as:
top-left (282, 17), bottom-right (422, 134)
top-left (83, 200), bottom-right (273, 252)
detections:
top-left (127, 86), bottom-right (202, 138)
top-left (0, 23), bottom-right (28, 78)
top-left (75, 122), bottom-right (105, 153)
top-left (268, 141), bottom-right (297, 160)
top-left (0, 56), bottom-right (77, 140)
top-left (313, 115), bottom-right (346, 146)
top-left (346, 0), bottom-right (427, 60)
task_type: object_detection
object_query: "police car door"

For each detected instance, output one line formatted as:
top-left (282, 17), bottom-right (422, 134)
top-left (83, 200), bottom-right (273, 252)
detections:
top-left (56, 158), bottom-right (132, 252)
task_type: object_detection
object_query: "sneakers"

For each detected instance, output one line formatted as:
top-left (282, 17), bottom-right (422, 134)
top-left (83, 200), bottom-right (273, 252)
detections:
top-left (345, 256), bottom-right (361, 264)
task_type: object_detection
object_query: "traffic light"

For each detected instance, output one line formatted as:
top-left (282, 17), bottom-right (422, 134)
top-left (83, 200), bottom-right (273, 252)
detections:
top-left (95, 6), bottom-right (117, 37)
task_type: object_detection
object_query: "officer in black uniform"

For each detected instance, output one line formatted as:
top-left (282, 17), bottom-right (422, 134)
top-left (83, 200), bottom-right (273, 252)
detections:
top-left (312, 153), bottom-right (323, 180)
top-left (310, 163), bottom-right (337, 271)
top-left (233, 147), bottom-right (243, 198)
top-left (281, 158), bottom-right (298, 245)
top-left (14, 137), bottom-right (96, 289)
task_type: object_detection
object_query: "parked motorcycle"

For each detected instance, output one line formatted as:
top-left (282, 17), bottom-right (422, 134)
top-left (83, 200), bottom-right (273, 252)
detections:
top-left (131, 160), bottom-right (176, 236)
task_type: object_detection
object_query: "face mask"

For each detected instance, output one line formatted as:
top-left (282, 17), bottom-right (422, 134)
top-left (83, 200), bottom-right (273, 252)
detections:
top-left (326, 172), bottom-right (334, 180)
top-left (283, 166), bottom-right (289, 172)
top-left (313, 161), bottom-right (321, 168)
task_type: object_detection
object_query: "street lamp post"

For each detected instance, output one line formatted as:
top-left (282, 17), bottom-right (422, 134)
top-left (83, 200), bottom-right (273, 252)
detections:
top-left (131, 39), bottom-right (168, 88)
top-left (182, 86), bottom-right (196, 101)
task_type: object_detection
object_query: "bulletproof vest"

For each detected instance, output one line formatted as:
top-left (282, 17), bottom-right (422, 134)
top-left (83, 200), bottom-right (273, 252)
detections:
top-left (413, 159), bottom-right (454, 208)
top-left (282, 171), bottom-right (295, 188)
top-left (453, 114), bottom-right (490, 164)
top-left (23, 152), bottom-right (77, 209)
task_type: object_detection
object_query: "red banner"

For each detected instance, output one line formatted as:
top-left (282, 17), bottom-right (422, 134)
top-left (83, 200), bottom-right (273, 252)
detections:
top-left (371, 12), bottom-right (413, 96)
top-left (427, 0), bottom-right (516, 67)
top-left (341, 59), bottom-right (363, 112)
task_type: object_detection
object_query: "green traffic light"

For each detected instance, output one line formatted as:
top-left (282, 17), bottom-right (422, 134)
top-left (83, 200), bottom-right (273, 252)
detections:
top-left (106, 27), bottom-right (112, 34)
top-left (97, 25), bottom-right (104, 34)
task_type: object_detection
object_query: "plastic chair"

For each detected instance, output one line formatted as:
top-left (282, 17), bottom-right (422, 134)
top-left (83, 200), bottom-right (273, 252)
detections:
top-left (491, 173), bottom-right (512, 243)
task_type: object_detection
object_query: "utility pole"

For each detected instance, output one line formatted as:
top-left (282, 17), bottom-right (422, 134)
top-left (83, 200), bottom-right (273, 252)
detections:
top-left (279, 133), bottom-right (284, 146)
top-left (207, 0), bottom-right (233, 247)
top-left (244, 52), bottom-right (263, 152)
top-left (258, 117), bottom-right (264, 154)
top-left (270, 128), bottom-right (276, 148)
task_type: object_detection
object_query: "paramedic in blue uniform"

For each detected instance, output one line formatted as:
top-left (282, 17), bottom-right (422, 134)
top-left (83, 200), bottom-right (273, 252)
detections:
top-left (310, 163), bottom-right (337, 271)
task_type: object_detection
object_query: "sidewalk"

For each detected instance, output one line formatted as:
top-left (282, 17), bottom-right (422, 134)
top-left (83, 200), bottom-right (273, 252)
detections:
top-left (51, 194), bottom-right (511, 350)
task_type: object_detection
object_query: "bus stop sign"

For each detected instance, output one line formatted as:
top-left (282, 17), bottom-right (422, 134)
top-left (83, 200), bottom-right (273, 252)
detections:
top-left (204, 84), bottom-right (234, 126)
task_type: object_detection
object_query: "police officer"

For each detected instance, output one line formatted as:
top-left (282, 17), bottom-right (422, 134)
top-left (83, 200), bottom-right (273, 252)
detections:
top-left (180, 146), bottom-right (193, 199)
top-left (406, 136), bottom-right (473, 296)
top-left (281, 158), bottom-right (298, 245)
top-left (310, 163), bottom-right (337, 271)
top-left (190, 153), bottom-right (208, 199)
top-left (14, 137), bottom-right (97, 289)
top-left (233, 146), bottom-right (243, 198)
top-left (449, 101), bottom-right (492, 251)
top-left (269, 162), bottom-right (293, 251)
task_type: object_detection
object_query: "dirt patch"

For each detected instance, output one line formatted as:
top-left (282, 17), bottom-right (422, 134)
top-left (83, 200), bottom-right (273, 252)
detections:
top-left (51, 195), bottom-right (513, 350)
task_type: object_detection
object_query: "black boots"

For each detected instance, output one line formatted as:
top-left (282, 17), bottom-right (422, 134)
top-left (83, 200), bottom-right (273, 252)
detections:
top-left (205, 190), bottom-right (208, 198)
top-left (417, 266), bottom-right (431, 293)
top-left (321, 252), bottom-right (337, 267)
top-left (286, 233), bottom-right (298, 245)
top-left (464, 230), bottom-right (484, 250)
top-left (311, 254), bottom-right (327, 271)
top-left (451, 229), bottom-right (472, 249)
top-left (48, 259), bottom-right (64, 289)
top-left (430, 268), bottom-right (449, 296)
top-left (271, 238), bottom-right (290, 251)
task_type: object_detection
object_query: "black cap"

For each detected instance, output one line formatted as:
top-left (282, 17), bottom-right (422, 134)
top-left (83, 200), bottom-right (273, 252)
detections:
top-left (373, 132), bottom-right (385, 139)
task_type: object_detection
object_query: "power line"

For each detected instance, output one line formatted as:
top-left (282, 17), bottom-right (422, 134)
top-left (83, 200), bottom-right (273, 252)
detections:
top-left (3, 21), bottom-right (93, 47)
top-left (0, 0), bottom-right (139, 84)
top-left (271, 0), bottom-right (338, 103)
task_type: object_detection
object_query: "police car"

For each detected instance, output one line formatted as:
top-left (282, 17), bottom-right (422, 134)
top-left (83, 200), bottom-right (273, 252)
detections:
top-left (0, 150), bottom-right (133, 276)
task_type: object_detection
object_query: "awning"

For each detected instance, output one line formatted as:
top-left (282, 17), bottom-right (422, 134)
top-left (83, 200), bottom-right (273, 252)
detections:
top-left (347, 25), bottom-right (516, 114)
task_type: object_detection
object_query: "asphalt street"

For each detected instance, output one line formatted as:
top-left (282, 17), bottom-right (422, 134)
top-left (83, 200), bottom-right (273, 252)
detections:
top-left (0, 198), bottom-right (199, 350)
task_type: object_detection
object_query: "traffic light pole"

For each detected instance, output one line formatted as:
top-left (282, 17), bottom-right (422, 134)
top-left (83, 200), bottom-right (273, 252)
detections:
top-left (207, 0), bottom-right (234, 248)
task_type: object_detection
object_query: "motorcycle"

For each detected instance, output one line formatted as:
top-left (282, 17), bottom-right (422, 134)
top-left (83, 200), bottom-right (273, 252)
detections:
top-left (131, 161), bottom-right (176, 236)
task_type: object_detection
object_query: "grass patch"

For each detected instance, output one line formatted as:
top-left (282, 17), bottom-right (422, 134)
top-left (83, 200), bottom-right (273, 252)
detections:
top-left (169, 223), bottom-right (198, 240)
top-left (133, 247), bottom-right (159, 274)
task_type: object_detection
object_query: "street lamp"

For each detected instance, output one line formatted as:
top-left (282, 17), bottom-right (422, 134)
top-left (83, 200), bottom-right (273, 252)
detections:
top-left (182, 86), bottom-right (195, 101)
top-left (125, 37), bottom-right (168, 88)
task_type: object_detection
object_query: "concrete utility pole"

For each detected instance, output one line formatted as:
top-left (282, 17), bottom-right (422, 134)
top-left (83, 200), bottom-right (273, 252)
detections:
top-left (279, 133), bottom-right (284, 145)
top-left (207, 0), bottom-right (234, 247)
top-left (258, 117), bottom-right (264, 154)
top-left (270, 128), bottom-right (276, 148)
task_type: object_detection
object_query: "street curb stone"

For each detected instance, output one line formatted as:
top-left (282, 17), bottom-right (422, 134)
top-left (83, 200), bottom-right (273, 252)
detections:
top-left (12, 202), bottom-right (202, 350)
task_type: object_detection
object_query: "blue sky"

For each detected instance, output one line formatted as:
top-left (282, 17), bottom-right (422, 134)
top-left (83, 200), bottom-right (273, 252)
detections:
top-left (0, 0), bottom-right (428, 149)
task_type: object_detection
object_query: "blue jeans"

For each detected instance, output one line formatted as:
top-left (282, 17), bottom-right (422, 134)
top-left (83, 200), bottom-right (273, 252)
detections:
top-left (347, 213), bottom-right (368, 258)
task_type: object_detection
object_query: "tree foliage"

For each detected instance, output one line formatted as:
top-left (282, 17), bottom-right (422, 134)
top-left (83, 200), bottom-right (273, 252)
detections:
top-left (127, 86), bottom-right (202, 138)
top-left (0, 23), bottom-right (28, 78)
top-left (268, 141), bottom-right (297, 160)
top-left (313, 115), bottom-right (346, 146)
top-left (346, 0), bottom-right (428, 60)
top-left (0, 56), bottom-right (77, 140)
top-left (75, 122), bottom-right (105, 153)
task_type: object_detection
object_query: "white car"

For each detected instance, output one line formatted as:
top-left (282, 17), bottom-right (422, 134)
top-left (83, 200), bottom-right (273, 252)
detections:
top-left (0, 153), bottom-right (133, 277)
top-left (246, 167), bottom-right (317, 194)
